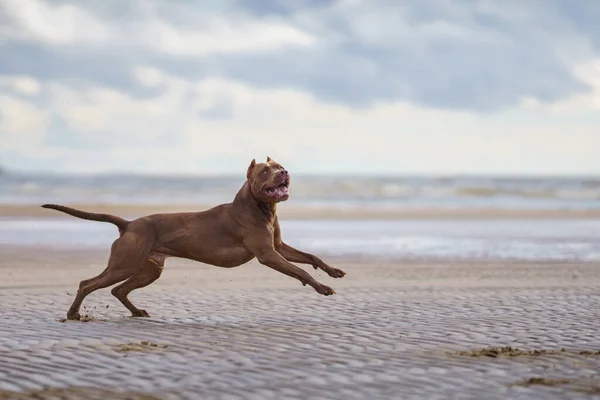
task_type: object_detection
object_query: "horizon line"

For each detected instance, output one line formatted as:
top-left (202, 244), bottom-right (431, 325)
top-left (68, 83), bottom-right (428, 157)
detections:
top-left (2, 168), bottom-right (600, 180)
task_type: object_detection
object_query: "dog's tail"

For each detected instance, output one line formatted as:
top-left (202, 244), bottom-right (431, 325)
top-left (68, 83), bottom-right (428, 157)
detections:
top-left (41, 204), bottom-right (130, 234)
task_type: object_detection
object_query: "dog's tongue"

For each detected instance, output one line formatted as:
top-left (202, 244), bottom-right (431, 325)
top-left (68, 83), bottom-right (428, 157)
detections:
top-left (275, 186), bottom-right (288, 197)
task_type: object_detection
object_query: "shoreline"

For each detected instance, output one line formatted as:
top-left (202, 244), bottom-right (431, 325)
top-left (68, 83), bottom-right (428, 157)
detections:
top-left (2, 244), bottom-right (599, 290)
top-left (3, 203), bottom-right (600, 220)
top-left (0, 243), bottom-right (589, 264)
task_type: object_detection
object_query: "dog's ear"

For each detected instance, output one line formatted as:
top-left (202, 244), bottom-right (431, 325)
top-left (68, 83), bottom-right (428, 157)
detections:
top-left (246, 159), bottom-right (256, 179)
top-left (266, 156), bottom-right (272, 162)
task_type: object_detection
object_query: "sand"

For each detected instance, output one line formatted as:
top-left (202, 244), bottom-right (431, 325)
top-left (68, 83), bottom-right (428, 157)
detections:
top-left (3, 203), bottom-right (600, 220)
top-left (1, 244), bottom-right (600, 399)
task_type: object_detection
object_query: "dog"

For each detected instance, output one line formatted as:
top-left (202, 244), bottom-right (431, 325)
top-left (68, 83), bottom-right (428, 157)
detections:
top-left (42, 157), bottom-right (346, 320)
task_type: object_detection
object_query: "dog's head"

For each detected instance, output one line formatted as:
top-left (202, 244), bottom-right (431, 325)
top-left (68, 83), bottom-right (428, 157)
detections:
top-left (246, 157), bottom-right (290, 203)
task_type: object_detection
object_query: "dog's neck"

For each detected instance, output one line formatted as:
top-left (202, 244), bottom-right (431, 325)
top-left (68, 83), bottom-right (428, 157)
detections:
top-left (234, 181), bottom-right (277, 224)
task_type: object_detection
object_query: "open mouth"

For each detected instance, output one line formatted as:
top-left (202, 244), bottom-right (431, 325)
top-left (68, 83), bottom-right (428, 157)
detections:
top-left (264, 178), bottom-right (290, 199)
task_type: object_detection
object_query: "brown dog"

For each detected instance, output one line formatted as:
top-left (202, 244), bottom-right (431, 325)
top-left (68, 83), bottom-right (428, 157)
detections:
top-left (42, 157), bottom-right (346, 320)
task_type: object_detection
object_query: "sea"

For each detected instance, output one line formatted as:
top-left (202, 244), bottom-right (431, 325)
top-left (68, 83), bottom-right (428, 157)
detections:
top-left (2, 172), bottom-right (600, 262)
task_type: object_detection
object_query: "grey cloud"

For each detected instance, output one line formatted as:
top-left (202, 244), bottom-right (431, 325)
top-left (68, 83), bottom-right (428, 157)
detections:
top-left (229, 0), bottom-right (338, 16)
top-left (1, 0), bottom-right (599, 113)
top-left (197, 98), bottom-right (236, 121)
top-left (43, 116), bottom-right (185, 150)
top-left (549, 0), bottom-right (600, 49)
top-left (0, 42), bottom-right (169, 101)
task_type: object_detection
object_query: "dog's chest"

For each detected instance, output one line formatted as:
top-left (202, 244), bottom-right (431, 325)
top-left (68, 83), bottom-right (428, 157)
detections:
top-left (188, 246), bottom-right (254, 268)
top-left (209, 245), bottom-right (254, 268)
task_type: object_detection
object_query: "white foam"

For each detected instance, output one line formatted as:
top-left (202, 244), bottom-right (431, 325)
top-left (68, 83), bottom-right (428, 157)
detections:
top-left (2, 218), bottom-right (599, 262)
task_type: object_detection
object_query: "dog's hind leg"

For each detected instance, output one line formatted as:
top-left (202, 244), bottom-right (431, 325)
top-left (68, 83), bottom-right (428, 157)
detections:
top-left (110, 257), bottom-right (164, 317)
top-left (67, 268), bottom-right (131, 320)
top-left (66, 232), bottom-right (152, 320)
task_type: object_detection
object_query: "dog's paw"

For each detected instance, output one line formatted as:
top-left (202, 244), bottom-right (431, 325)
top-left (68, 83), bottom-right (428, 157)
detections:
top-left (327, 267), bottom-right (346, 278)
top-left (67, 312), bottom-right (81, 321)
top-left (131, 309), bottom-right (151, 318)
top-left (315, 284), bottom-right (336, 296)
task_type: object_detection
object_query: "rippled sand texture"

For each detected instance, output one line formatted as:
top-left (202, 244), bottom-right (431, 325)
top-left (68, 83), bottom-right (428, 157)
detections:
top-left (1, 246), bottom-right (600, 399)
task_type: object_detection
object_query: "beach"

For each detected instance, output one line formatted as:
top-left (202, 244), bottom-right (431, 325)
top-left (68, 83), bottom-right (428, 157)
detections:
top-left (1, 174), bottom-right (600, 399)
top-left (1, 251), bottom-right (600, 400)
top-left (3, 0), bottom-right (599, 397)
top-left (1, 199), bottom-right (600, 399)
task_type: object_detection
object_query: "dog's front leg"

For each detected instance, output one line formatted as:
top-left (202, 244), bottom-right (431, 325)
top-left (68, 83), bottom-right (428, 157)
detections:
top-left (275, 242), bottom-right (346, 278)
top-left (258, 250), bottom-right (336, 296)
top-left (245, 235), bottom-right (336, 296)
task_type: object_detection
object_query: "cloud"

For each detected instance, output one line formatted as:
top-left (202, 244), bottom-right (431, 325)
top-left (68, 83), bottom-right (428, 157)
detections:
top-left (0, 89), bottom-right (49, 151)
top-left (1, 0), bottom-right (314, 54)
top-left (0, 75), bottom-right (40, 95)
top-left (1, 64), bottom-right (599, 175)
top-left (1, 0), bottom-right (600, 175)
top-left (221, 0), bottom-right (598, 111)
top-left (1, 0), bottom-right (599, 112)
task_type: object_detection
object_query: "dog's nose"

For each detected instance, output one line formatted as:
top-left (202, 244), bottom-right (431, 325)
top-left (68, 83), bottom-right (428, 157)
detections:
top-left (280, 169), bottom-right (288, 175)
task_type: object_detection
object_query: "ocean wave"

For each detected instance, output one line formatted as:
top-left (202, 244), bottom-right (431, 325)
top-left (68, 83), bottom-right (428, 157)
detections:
top-left (2, 173), bottom-right (600, 208)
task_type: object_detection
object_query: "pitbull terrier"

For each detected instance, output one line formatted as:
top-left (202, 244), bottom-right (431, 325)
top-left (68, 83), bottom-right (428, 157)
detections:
top-left (42, 157), bottom-right (346, 320)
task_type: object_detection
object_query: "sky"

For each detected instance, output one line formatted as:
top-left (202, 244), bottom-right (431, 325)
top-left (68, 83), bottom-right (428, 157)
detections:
top-left (0, 0), bottom-right (599, 176)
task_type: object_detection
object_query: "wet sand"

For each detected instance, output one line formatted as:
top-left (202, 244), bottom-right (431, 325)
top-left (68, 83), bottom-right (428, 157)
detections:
top-left (1, 245), bottom-right (600, 399)
top-left (3, 203), bottom-right (600, 220)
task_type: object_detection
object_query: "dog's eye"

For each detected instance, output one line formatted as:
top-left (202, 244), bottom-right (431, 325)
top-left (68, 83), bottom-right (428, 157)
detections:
top-left (262, 169), bottom-right (268, 174)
